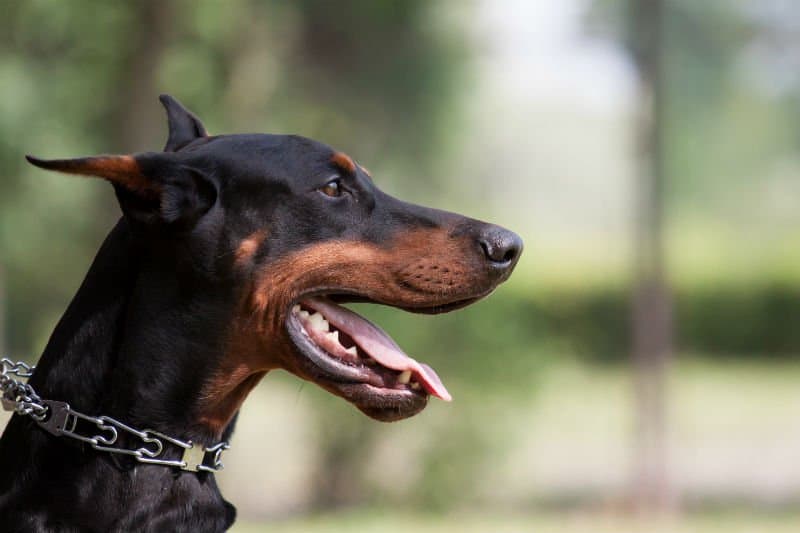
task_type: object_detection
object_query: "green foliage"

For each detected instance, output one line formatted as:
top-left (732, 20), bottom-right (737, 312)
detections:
top-left (678, 283), bottom-right (800, 356)
top-left (474, 283), bottom-right (800, 364)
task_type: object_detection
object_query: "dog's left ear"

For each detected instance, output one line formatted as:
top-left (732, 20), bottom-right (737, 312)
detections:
top-left (25, 152), bottom-right (216, 227)
top-left (159, 94), bottom-right (208, 152)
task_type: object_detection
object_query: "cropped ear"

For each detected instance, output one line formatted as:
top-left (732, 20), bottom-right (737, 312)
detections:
top-left (25, 152), bottom-right (216, 227)
top-left (159, 94), bottom-right (208, 152)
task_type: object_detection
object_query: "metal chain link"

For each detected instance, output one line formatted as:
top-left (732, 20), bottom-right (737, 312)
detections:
top-left (1, 358), bottom-right (46, 419)
top-left (1, 357), bottom-right (229, 472)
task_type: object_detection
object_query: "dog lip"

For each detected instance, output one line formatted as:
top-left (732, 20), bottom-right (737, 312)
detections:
top-left (399, 294), bottom-right (488, 315)
top-left (322, 290), bottom-right (490, 315)
top-left (340, 384), bottom-right (429, 422)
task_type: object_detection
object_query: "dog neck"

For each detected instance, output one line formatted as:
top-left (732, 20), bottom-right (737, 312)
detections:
top-left (28, 218), bottom-right (249, 441)
top-left (0, 219), bottom-right (241, 531)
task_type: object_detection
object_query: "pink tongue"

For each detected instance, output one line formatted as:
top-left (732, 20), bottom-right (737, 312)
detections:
top-left (304, 298), bottom-right (452, 402)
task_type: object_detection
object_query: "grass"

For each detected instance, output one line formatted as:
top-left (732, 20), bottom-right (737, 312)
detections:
top-left (232, 508), bottom-right (800, 533)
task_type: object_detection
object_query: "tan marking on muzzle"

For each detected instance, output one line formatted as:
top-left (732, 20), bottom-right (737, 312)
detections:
top-left (247, 227), bottom-right (481, 331)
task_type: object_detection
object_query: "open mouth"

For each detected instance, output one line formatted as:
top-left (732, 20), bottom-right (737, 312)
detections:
top-left (285, 295), bottom-right (459, 420)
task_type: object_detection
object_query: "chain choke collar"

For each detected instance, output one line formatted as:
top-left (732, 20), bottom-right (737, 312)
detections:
top-left (1, 358), bottom-right (229, 473)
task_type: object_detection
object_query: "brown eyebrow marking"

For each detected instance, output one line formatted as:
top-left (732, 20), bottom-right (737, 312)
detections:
top-left (331, 152), bottom-right (356, 174)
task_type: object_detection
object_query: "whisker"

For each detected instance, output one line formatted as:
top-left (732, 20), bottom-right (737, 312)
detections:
top-left (295, 383), bottom-right (306, 405)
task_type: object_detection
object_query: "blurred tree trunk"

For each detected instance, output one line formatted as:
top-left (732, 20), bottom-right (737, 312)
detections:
top-left (111, 0), bottom-right (174, 152)
top-left (309, 421), bottom-right (372, 509)
top-left (629, 0), bottom-right (674, 513)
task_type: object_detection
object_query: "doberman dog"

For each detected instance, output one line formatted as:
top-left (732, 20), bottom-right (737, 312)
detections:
top-left (0, 95), bottom-right (522, 531)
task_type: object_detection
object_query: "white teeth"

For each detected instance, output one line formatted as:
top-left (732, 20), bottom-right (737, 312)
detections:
top-left (410, 382), bottom-right (421, 390)
top-left (345, 346), bottom-right (358, 356)
top-left (292, 304), bottom-right (301, 314)
top-left (398, 370), bottom-right (412, 384)
top-left (307, 312), bottom-right (329, 332)
top-left (327, 331), bottom-right (339, 343)
top-left (298, 310), bottom-right (310, 320)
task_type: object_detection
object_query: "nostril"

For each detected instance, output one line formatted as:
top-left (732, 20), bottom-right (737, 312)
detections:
top-left (501, 245), bottom-right (518, 263)
top-left (478, 227), bottom-right (523, 267)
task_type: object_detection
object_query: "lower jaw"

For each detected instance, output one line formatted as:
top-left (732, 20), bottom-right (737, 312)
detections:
top-left (333, 383), bottom-right (428, 421)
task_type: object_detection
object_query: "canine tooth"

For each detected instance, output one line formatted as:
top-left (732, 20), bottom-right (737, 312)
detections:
top-left (292, 304), bottom-right (301, 314)
top-left (410, 382), bottom-right (421, 390)
top-left (398, 370), bottom-right (412, 384)
top-left (298, 310), bottom-right (310, 320)
top-left (345, 346), bottom-right (358, 356)
top-left (307, 312), bottom-right (329, 332)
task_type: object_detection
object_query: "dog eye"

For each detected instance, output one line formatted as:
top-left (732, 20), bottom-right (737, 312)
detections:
top-left (319, 179), bottom-right (342, 197)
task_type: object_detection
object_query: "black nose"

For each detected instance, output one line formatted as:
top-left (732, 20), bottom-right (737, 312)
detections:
top-left (478, 225), bottom-right (523, 269)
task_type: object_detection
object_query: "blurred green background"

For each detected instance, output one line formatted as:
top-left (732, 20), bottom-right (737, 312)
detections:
top-left (1, 1), bottom-right (800, 531)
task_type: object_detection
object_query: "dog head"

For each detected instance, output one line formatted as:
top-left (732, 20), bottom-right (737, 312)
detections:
top-left (27, 95), bottom-right (523, 425)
